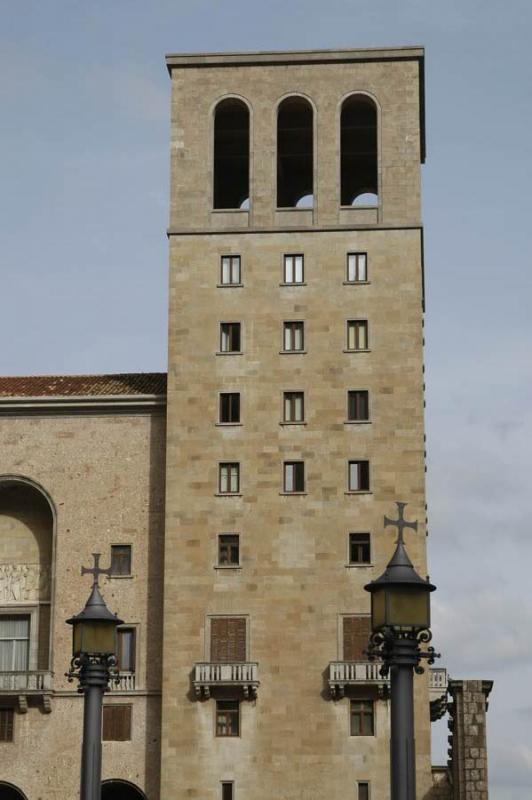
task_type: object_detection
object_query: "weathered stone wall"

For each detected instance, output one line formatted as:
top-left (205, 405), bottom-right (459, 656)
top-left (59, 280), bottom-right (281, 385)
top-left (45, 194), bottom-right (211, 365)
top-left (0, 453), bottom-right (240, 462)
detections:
top-left (448, 679), bottom-right (493, 800)
top-left (0, 410), bottom-right (166, 799)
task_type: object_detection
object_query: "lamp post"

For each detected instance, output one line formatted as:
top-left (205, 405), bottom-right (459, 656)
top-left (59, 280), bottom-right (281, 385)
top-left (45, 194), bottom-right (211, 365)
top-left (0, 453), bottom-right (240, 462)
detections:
top-left (365, 503), bottom-right (439, 800)
top-left (66, 554), bottom-right (123, 800)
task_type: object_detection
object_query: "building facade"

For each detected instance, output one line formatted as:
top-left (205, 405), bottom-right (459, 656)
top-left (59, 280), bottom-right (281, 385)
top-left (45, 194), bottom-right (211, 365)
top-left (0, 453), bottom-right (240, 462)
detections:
top-left (0, 48), bottom-right (490, 800)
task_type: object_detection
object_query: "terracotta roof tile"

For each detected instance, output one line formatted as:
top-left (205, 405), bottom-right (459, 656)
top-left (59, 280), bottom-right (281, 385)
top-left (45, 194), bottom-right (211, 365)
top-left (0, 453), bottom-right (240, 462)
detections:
top-left (0, 373), bottom-right (167, 398)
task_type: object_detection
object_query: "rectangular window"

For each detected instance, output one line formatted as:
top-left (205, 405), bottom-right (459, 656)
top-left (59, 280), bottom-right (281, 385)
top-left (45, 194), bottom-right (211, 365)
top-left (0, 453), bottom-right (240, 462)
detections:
top-left (221, 255), bottom-right (241, 285)
top-left (347, 390), bottom-right (369, 421)
top-left (117, 628), bottom-right (136, 673)
top-left (220, 393), bottom-right (240, 424)
top-left (222, 783), bottom-right (234, 800)
top-left (350, 699), bottom-right (374, 736)
top-left (347, 252), bottom-right (368, 283)
top-left (283, 461), bottom-right (305, 493)
top-left (347, 320), bottom-right (368, 351)
top-left (348, 461), bottom-right (370, 492)
top-left (283, 321), bottom-right (304, 352)
top-left (357, 782), bottom-right (370, 800)
top-left (218, 534), bottom-right (240, 566)
top-left (110, 545), bottom-right (132, 576)
top-left (102, 704), bottom-right (132, 741)
top-left (0, 709), bottom-right (14, 742)
top-left (219, 463), bottom-right (240, 494)
top-left (210, 617), bottom-right (247, 662)
top-left (0, 615), bottom-right (30, 671)
top-left (283, 254), bottom-right (304, 284)
top-left (343, 616), bottom-right (371, 661)
top-left (220, 323), bottom-right (241, 353)
top-left (216, 699), bottom-right (240, 737)
top-left (283, 392), bottom-right (304, 422)
top-left (349, 533), bottom-right (371, 565)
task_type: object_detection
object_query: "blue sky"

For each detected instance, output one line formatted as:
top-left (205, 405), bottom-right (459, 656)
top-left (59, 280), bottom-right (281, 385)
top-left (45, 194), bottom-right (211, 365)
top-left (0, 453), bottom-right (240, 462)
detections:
top-left (1, 2), bottom-right (531, 797)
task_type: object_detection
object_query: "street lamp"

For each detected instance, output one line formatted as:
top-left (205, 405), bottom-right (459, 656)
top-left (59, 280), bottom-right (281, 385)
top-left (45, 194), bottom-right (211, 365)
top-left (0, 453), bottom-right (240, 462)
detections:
top-left (66, 554), bottom-right (123, 800)
top-left (365, 503), bottom-right (439, 800)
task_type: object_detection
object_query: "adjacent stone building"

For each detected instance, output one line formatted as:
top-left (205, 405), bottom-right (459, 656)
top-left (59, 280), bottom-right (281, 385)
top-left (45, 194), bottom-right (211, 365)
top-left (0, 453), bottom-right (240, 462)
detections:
top-left (0, 47), bottom-right (490, 800)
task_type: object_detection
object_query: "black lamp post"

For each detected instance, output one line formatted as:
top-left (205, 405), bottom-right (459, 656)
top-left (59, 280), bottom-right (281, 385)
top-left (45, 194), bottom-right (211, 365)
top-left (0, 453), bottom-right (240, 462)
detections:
top-left (365, 503), bottom-right (439, 800)
top-left (66, 554), bottom-right (123, 800)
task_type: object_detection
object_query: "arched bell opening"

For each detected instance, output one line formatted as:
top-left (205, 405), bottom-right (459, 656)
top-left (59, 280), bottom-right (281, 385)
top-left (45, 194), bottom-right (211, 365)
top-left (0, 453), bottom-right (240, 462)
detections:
top-left (340, 95), bottom-right (378, 206)
top-left (277, 96), bottom-right (314, 208)
top-left (213, 98), bottom-right (250, 210)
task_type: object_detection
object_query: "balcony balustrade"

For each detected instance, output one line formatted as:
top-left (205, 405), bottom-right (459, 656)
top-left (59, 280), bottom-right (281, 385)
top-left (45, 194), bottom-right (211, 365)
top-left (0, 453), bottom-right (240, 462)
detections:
top-left (0, 670), bottom-right (53, 712)
top-left (328, 661), bottom-right (388, 698)
top-left (109, 672), bottom-right (136, 692)
top-left (193, 662), bottom-right (259, 699)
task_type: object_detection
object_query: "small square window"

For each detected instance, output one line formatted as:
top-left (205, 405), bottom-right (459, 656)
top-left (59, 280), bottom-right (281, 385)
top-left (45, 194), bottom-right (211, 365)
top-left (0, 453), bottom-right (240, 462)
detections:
top-left (117, 627), bottom-right (136, 673)
top-left (218, 534), bottom-right (240, 566)
top-left (350, 699), bottom-right (374, 736)
top-left (216, 699), bottom-right (240, 737)
top-left (348, 461), bottom-right (370, 492)
top-left (221, 255), bottom-right (241, 285)
top-left (222, 783), bottom-right (234, 800)
top-left (357, 782), bottom-right (370, 800)
top-left (0, 708), bottom-right (14, 742)
top-left (283, 392), bottom-right (304, 422)
top-left (283, 461), bottom-right (305, 493)
top-left (220, 393), bottom-right (240, 424)
top-left (0, 614), bottom-right (30, 671)
top-left (347, 252), bottom-right (368, 283)
top-left (219, 463), bottom-right (240, 494)
top-left (102, 705), bottom-right (132, 741)
top-left (110, 545), bottom-right (132, 576)
top-left (347, 320), bottom-right (368, 351)
top-left (283, 254), bottom-right (304, 284)
top-left (349, 533), bottom-right (371, 565)
top-left (283, 321), bottom-right (304, 352)
top-left (347, 390), bottom-right (369, 421)
top-left (220, 323), bottom-right (241, 353)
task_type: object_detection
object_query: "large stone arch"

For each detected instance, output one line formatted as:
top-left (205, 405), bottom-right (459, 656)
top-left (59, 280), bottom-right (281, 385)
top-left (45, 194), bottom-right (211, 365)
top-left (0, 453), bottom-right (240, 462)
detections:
top-left (0, 477), bottom-right (54, 674)
top-left (0, 781), bottom-right (29, 800)
top-left (101, 779), bottom-right (148, 800)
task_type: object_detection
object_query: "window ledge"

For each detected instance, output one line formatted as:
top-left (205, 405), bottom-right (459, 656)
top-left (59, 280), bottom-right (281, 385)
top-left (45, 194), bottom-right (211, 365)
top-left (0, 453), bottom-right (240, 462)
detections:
top-left (215, 422), bottom-right (243, 427)
top-left (216, 283), bottom-right (244, 288)
top-left (279, 491), bottom-right (307, 496)
top-left (342, 349), bottom-right (371, 354)
top-left (214, 565), bottom-right (242, 570)
top-left (214, 493), bottom-right (243, 497)
top-left (345, 563), bottom-right (373, 569)
top-left (279, 350), bottom-right (307, 355)
top-left (344, 491), bottom-right (373, 496)
top-left (344, 420), bottom-right (371, 425)
top-left (279, 421), bottom-right (307, 426)
top-left (109, 574), bottom-right (134, 580)
top-left (216, 351), bottom-right (244, 356)
top-left (279, 282), bottom-right (307, 287)
top-left (343, 281), bottom-right (371, 286)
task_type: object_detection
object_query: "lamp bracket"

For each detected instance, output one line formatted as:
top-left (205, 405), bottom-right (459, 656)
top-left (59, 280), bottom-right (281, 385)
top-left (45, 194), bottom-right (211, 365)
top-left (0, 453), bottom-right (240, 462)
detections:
top-left (366, 628), bottom-right (440, 675)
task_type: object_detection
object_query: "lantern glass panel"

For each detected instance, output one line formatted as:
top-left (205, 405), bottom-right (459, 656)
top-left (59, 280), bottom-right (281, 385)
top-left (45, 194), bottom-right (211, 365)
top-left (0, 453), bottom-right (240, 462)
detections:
top-left (73, 620), bottom-right (117, 656)
top-left (371, 588), bottom-right (387, 630)
top-left (387, 587), bottom-right (430, 629)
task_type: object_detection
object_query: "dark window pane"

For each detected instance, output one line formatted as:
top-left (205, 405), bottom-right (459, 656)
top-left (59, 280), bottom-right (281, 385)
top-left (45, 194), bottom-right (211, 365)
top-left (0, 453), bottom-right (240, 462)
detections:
top-left (349, 533), bottom-right (371, 564)
top-left (341, 96), bottom-right (378, 206)
top-left (350, 699), bottom-right (374, 737)
top-left (358, 782), bottom-right (370, 800)
top-left (284, 462), bottom-right (305, 492)
top-left (216, 699), bottom-right (240, 736)
top-left (110, 545), bottom-right (131, 576)
top-left (117, 628), bottom-right (136, 672)
top-left (277, 98), bottom-right (313, 208)
top-left (219, 534), bottom-right (240, 566)
top-left (0, 708), bottom-right (14, 742)
top-left (222, 783), bottom-right (234, 800)
top-left (214, 100), bottom-right (249, 210)
top-left (220, 393), bottom-right (240, 423)
top-left (349, 461), bottom-right (370, 492)
top-left (348, 391), bottom-right (369, 421)
top-left (220, 323), bottom-right (241, 353)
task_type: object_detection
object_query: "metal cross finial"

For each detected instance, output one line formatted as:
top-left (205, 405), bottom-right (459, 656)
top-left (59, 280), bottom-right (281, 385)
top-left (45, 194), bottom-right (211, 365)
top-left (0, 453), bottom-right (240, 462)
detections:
top-left (81, 553), bottom-right (112, 586)
top-left (384, 502), bottom-right (418, 545)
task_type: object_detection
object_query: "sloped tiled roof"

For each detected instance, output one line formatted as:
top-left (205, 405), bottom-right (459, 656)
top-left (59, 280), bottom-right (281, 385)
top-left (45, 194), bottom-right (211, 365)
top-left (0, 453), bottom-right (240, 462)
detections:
top-left (0, 373), bottom-right (167, 398)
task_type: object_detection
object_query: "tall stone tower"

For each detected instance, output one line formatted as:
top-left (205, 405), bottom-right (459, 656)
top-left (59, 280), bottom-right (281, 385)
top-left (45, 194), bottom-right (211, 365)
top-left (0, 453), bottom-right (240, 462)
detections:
top-left (162, 47), bottom-right (429, 800)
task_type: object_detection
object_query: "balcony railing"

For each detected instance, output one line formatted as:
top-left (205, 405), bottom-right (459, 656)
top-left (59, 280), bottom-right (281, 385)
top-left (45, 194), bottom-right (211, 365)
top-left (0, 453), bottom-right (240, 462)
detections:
top-left (328, 661), bottom-right (388, 698)
top-left (193, 662), bottom-right (259, 699)
top-left (429, 667), bottom-right (447, 693)
top-left (109, 672), bottom-right (136, 692)
top-left (0, 670), bottom-right (53, 692)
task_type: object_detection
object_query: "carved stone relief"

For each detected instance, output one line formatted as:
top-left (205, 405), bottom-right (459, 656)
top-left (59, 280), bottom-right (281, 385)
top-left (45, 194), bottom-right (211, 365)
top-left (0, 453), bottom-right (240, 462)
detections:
top-left (0, 563), bottom-right (50, 602)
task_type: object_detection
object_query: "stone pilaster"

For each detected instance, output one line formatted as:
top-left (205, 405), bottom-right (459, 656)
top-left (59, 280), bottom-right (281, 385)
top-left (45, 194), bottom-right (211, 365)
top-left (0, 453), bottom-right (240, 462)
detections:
top-left (447, 679), bottom-right (493, 800)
